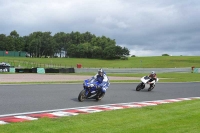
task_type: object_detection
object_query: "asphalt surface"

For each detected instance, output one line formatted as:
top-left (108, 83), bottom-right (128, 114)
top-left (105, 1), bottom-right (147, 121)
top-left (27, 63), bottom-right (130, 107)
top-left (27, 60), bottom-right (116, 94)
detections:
top-left (0, 83), bottom-right (200, 116)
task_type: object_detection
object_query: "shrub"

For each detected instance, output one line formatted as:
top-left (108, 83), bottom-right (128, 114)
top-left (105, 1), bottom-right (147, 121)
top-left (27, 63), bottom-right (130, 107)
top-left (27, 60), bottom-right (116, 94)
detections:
top-left (162, 54), bottom-right (170, 56)
top-left (120, 56), bottom-right (128, 60)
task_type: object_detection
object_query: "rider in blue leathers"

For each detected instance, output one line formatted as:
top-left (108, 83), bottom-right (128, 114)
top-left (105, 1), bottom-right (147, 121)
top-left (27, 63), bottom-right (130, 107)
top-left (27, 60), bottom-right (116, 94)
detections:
top-left (93, 68), bottom-right (110, 99)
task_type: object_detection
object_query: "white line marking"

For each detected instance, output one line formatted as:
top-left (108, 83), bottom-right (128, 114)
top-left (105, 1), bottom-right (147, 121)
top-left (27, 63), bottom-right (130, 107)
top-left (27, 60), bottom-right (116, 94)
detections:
top-left (0, 121), bottom-right (8, 124)
top-left (14, 116), bottom-right (38, 120)
top-left (49, 111), bottom-right (78, 116)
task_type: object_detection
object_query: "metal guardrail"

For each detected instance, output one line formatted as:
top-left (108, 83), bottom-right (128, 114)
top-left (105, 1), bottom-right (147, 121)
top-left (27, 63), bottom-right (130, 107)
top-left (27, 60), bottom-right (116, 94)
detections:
top-left (74, 68), bottom-right (192, 73)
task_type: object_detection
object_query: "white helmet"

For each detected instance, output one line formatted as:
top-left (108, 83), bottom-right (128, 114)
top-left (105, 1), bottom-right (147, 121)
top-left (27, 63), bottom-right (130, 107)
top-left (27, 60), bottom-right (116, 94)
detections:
top-left (151, 71), bottom-right (156, 75)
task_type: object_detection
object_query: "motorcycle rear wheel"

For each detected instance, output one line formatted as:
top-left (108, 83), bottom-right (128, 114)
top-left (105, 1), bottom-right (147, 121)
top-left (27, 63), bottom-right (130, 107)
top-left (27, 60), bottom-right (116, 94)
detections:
top-left (78, 89), bottom-right (86, 102)
top-left (96, 93), bottom-right (105, 101)
top-left (148, 84), bottom-right (155, 91)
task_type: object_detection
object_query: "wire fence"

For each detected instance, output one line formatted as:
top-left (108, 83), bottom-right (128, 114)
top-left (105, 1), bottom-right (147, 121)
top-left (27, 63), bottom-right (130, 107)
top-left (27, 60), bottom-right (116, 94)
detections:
top-left (74, 68), bottom-right (195, 73)
top-left (2, 59), bottom-right (73, 68)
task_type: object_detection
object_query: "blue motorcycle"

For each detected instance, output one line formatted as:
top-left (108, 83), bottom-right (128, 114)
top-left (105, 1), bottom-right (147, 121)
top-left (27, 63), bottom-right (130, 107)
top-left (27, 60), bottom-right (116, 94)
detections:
top-left (78, 77), bottom-right (105, 102)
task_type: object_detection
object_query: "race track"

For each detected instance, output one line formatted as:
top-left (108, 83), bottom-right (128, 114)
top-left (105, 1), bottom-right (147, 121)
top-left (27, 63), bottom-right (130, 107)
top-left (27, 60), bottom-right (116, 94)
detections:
top-left (0, 82), bottom-right (200, 116)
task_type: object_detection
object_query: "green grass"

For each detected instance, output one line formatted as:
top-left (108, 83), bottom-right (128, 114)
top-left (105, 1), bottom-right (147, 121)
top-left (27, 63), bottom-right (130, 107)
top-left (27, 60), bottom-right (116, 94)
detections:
top-left (0, 99), bottom-right (200, 133)
top-left (1, 56), bottom-right (200, 68)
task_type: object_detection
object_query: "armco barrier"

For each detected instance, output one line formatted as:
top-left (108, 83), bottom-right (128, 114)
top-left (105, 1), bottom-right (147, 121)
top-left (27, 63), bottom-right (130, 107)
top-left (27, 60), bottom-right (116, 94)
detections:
top-left (59, 68), bottom-right (75, 73)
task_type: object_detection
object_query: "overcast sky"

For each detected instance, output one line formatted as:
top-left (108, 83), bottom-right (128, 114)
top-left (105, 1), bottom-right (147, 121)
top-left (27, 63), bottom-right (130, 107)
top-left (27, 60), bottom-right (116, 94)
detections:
top-left (1, 0), bottom-right (200, 56)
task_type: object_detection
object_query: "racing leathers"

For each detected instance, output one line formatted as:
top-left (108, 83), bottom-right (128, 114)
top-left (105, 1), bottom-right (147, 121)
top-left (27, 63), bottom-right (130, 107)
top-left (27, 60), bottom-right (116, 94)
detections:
top-left (148, 73), bottom-right (157, 88)
top-left (93, 72), bottom-right (110, 97)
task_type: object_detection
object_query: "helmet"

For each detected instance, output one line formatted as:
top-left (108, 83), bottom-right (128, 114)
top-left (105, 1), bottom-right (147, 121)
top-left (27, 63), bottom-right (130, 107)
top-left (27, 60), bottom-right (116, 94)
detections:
top-left (98, 68), bottom-right (103, 76)
top-left (151, 71), bottom-right (156, 75)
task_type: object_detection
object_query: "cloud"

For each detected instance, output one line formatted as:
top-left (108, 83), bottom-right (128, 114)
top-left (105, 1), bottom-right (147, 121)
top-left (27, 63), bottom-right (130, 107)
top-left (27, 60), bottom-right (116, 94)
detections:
top-left (0, 0), bottom-right (200, 56)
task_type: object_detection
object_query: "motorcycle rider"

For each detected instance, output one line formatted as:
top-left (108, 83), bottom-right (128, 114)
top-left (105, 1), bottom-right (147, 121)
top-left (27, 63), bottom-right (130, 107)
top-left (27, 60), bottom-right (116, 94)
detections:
top-left (148, 71), bottom-right (157, 89)
top-left (93, 68), bottom-right (110, 99)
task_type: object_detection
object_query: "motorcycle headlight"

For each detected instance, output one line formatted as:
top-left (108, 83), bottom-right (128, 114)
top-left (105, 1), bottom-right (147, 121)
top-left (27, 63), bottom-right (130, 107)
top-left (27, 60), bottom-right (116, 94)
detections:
top-left (90, 84), bottom-right (94, 87)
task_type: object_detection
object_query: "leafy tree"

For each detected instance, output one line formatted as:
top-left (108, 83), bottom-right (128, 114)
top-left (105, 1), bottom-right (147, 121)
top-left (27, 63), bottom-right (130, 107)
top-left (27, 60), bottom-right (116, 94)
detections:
top-left (76, 44), bottom-right (87, 58)
top-left (103, 45), bottom-right (117, 59)
top-left (0, 30), bottom-right (130, 60)
top-left (5, 36), bottom-right (14, 51)
top-left (41, 32), bottom-right (55, 57)
top-left (70, 31), bottom-right (84, 45)
top-left (9, 30), bottom-right (20, 51)
top-left (28, 32), bottom-right (43, 57)
top-left (115, 45), bottom-right (123, 57)
top-left (64, 33), bottom-right (72, 56)
top-left (81, 43), bottom-right (93, 58)
top-left (92, 46), bottom-right (103, 58)
top-left (122, 47), bottom-right (130, 56)
top-left (53, 32), bottom-right (67, 57)
top-left (67, 44), bottom-right (77, 57)
top-left (0, 34), bottom-right (7, 50)
top-left (82, 31), bottom-right (95, 43)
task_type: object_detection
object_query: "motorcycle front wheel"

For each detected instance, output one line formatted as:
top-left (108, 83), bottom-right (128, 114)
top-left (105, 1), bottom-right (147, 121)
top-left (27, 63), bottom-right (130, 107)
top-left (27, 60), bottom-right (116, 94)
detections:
top-left (78, 89), bottom-right (86, 102)
top-left (136, 83), bottom-right (144, 91)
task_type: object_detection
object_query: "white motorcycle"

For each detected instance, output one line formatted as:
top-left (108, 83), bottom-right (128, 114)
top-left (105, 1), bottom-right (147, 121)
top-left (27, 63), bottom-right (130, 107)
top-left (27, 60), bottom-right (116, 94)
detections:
top-left (136, 76), bottom-right (159, 91)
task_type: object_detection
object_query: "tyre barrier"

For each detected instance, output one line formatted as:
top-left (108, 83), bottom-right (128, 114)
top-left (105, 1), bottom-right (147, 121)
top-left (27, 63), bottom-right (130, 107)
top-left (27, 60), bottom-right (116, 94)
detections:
top-left (14, 68), bottom-right (75, 73)
top-left (59, 68), bottom-right (75, 73)
top-left (15, 68), bottom-right (32, 73)
top-left (45, 68), bottom-right (59, 73)
top-left (0, 66), bottom-right (11, 72)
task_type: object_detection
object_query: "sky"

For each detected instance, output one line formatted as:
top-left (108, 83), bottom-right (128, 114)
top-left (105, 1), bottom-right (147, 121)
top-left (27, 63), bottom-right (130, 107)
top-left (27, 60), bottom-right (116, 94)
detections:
top-left (1, 0), bottom-right (200, 56)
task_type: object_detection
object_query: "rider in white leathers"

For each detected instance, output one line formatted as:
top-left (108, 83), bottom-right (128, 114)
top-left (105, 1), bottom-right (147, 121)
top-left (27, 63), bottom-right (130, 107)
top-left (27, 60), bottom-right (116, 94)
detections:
top-left (148, 71), bottom-right (157, 89)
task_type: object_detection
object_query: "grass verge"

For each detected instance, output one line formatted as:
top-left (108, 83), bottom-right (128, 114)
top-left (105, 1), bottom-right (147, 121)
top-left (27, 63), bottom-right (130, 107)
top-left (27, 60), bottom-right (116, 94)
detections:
top-left (0, 99), bottom-right (199, 133)
top-left (1, 56), bottom-right (200, 68)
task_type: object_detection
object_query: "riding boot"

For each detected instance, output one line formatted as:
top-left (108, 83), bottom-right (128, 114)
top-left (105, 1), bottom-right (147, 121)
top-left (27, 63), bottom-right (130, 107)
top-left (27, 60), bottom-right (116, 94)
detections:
top-left (97, 86), bottom-right (101, 94)
top-left (148, 84), bottom-right (153, 89)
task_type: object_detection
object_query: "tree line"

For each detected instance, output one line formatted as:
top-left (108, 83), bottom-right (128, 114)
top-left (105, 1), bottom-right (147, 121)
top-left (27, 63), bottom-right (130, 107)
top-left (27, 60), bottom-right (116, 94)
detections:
top-left (0, 30), bottom-right (130, 59)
